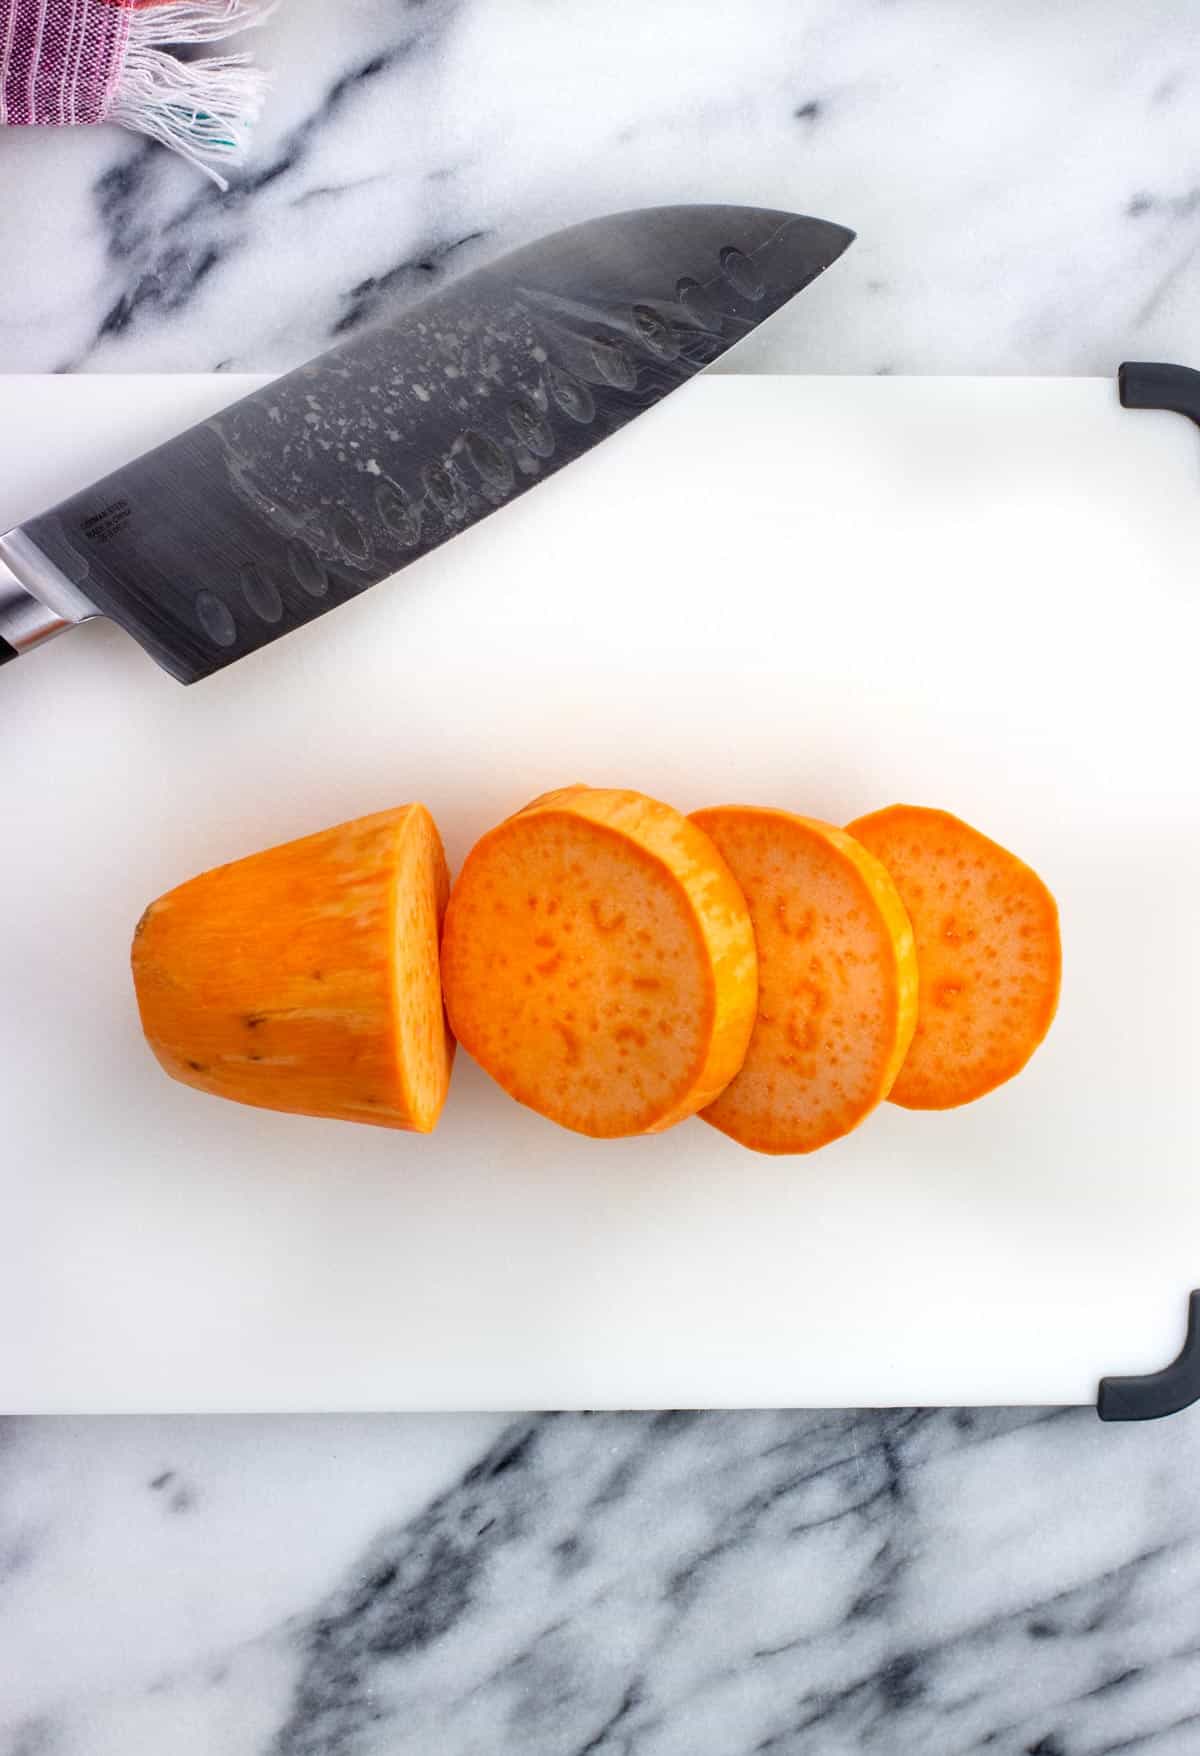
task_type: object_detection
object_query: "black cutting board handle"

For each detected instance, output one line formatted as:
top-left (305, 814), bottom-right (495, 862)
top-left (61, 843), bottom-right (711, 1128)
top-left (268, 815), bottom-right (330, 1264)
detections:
top-left (1119, 359), bottom-right (1200, 426)
top-left (1099, 1293), bottom-right (1200, 1422)
top-left (1098, 364), bottom-right (1200, 1423)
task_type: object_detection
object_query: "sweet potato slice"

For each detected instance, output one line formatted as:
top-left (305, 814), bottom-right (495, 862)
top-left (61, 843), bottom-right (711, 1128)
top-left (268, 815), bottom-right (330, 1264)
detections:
top-left (690, 808), bottom-right (918, 1154)
top-left (440, 786), bottom-right (757, 1138)
top-left (847, 804), bottom-right (1061, 1109)
top-left (132, 804), bottom-right (454, 1132)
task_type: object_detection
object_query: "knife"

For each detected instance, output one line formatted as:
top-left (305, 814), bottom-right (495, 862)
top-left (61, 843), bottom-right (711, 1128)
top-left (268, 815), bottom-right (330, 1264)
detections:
top-left (0, 204), bottom-right (853, 682)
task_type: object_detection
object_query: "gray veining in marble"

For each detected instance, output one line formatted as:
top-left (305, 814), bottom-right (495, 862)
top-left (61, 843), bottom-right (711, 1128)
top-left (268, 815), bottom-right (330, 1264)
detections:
top-left (2, 0), bottom-right (1200, 377)
top-left (2, 1409), bottom-right (1200, 1754)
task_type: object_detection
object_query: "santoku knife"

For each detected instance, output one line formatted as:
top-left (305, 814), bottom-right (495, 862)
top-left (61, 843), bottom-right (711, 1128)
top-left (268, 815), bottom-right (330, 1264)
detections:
top-left (0, 204), bottom-right (853, 682)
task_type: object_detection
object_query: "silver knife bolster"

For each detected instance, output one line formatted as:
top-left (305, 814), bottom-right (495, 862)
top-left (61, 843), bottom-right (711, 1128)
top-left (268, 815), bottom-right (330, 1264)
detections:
top-left (0, 528), bottom-right (99, 656)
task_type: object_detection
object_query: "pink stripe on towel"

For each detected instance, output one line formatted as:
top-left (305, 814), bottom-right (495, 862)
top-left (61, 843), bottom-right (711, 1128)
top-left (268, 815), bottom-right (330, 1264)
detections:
top-left (1, 0), bottom-right (129, 126)
top-left (0, 0), bottom-right (272, 184)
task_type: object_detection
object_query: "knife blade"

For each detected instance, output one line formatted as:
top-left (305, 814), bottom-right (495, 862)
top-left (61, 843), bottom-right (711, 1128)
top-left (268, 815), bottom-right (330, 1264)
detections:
top-left (0, 204), bottom-right (853, 682)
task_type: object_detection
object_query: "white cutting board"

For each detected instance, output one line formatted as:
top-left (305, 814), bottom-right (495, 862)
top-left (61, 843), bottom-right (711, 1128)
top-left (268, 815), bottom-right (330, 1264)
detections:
top-left (2, 373), bottom-right (1198, 1413)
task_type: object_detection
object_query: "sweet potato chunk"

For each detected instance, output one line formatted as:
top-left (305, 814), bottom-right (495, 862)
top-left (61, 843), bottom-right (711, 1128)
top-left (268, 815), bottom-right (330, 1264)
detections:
top-left (848, 804), bottom-right (1061, 1109)
top-left (133, 805), bottom-right (454, 1132)
top-left (440, 786), bottom-right (757, 1137)
top-left (692, 807), bottom-right (918, 1153)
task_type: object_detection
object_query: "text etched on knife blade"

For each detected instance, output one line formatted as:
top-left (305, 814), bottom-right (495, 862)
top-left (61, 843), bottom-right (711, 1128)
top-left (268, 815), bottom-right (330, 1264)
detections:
top-left (82, 499), bottom-right (132, 545)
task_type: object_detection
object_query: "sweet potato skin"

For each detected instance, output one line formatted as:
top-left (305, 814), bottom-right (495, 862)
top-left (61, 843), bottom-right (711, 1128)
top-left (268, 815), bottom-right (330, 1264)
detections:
top-left (440, 786), bottom-right (758, 1138)
top-left (847, 804), bottom-right (1061, 1110)
top-left (692, 807), bottom-right (918, 1154)
top-left (132, 804), bottom-right (454, 1132)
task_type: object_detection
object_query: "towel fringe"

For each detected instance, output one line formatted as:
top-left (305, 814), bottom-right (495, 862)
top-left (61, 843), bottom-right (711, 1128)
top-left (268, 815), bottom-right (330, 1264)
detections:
top-left (108, 0), bottom-right (277, 190)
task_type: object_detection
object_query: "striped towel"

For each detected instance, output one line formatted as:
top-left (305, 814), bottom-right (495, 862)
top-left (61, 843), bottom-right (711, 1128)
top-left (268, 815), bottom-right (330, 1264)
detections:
top-left (0, 0), bottom-right (274, 185)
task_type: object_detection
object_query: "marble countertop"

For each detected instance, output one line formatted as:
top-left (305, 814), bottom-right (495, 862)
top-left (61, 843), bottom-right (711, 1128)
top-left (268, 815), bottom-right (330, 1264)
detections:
top-left (0, 0), bottom-right (1199, 376)
top-left (3, 1408), bottom-right (1200, 1753)
top-left (4, 1), bottom-right (1200, 1750)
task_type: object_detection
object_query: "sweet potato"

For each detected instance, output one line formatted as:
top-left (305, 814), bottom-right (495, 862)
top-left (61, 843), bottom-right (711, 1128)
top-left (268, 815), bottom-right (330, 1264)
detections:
top-left (847, 804), bottom-right (1061, 1109)
top-left (440, 785), bottom-right (758, 1138)
top-left (132, 804), bottom-right (454, 1132)
top-left (690, 808), bottom-right (918, 1154)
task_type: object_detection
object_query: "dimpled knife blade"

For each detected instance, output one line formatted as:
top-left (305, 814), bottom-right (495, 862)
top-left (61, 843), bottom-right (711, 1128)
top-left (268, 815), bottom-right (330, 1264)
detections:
top-left (0, 205), bottom-right (853, 682)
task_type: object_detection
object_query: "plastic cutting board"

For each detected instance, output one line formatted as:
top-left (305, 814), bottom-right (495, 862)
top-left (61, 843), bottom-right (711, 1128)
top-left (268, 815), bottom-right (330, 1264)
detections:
top-left (2, 372), bottom-right (1198, 1413)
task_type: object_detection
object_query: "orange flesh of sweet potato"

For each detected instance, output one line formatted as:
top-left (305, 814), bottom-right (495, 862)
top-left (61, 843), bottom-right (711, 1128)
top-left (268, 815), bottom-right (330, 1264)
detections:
top-left (691, 808), bottom-right (919, 1154)
top-left (132, 804), bottom-right (454, 1132)
top-left (440, 786), bottom-right (758, 1138)
top-left (847, 804), bottom-right (1061, 1110)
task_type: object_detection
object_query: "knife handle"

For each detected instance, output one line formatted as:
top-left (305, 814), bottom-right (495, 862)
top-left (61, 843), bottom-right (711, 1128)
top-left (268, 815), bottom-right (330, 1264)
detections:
top-left (0, 635), bottom-right (16, 666)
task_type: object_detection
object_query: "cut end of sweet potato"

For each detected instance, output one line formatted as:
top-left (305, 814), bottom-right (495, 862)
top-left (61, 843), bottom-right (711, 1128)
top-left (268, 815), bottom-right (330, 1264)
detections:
top-left (388, 805), bottom-right (457, 1132)
top-left (132, 804), bottom-right (454, 1133)
top-left (440, 785), bottom-right (758, 1138)
top-left (847, 804), bottom-right (1061, 1110)
top-left (692, 807), bottom-right (918, 1154)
